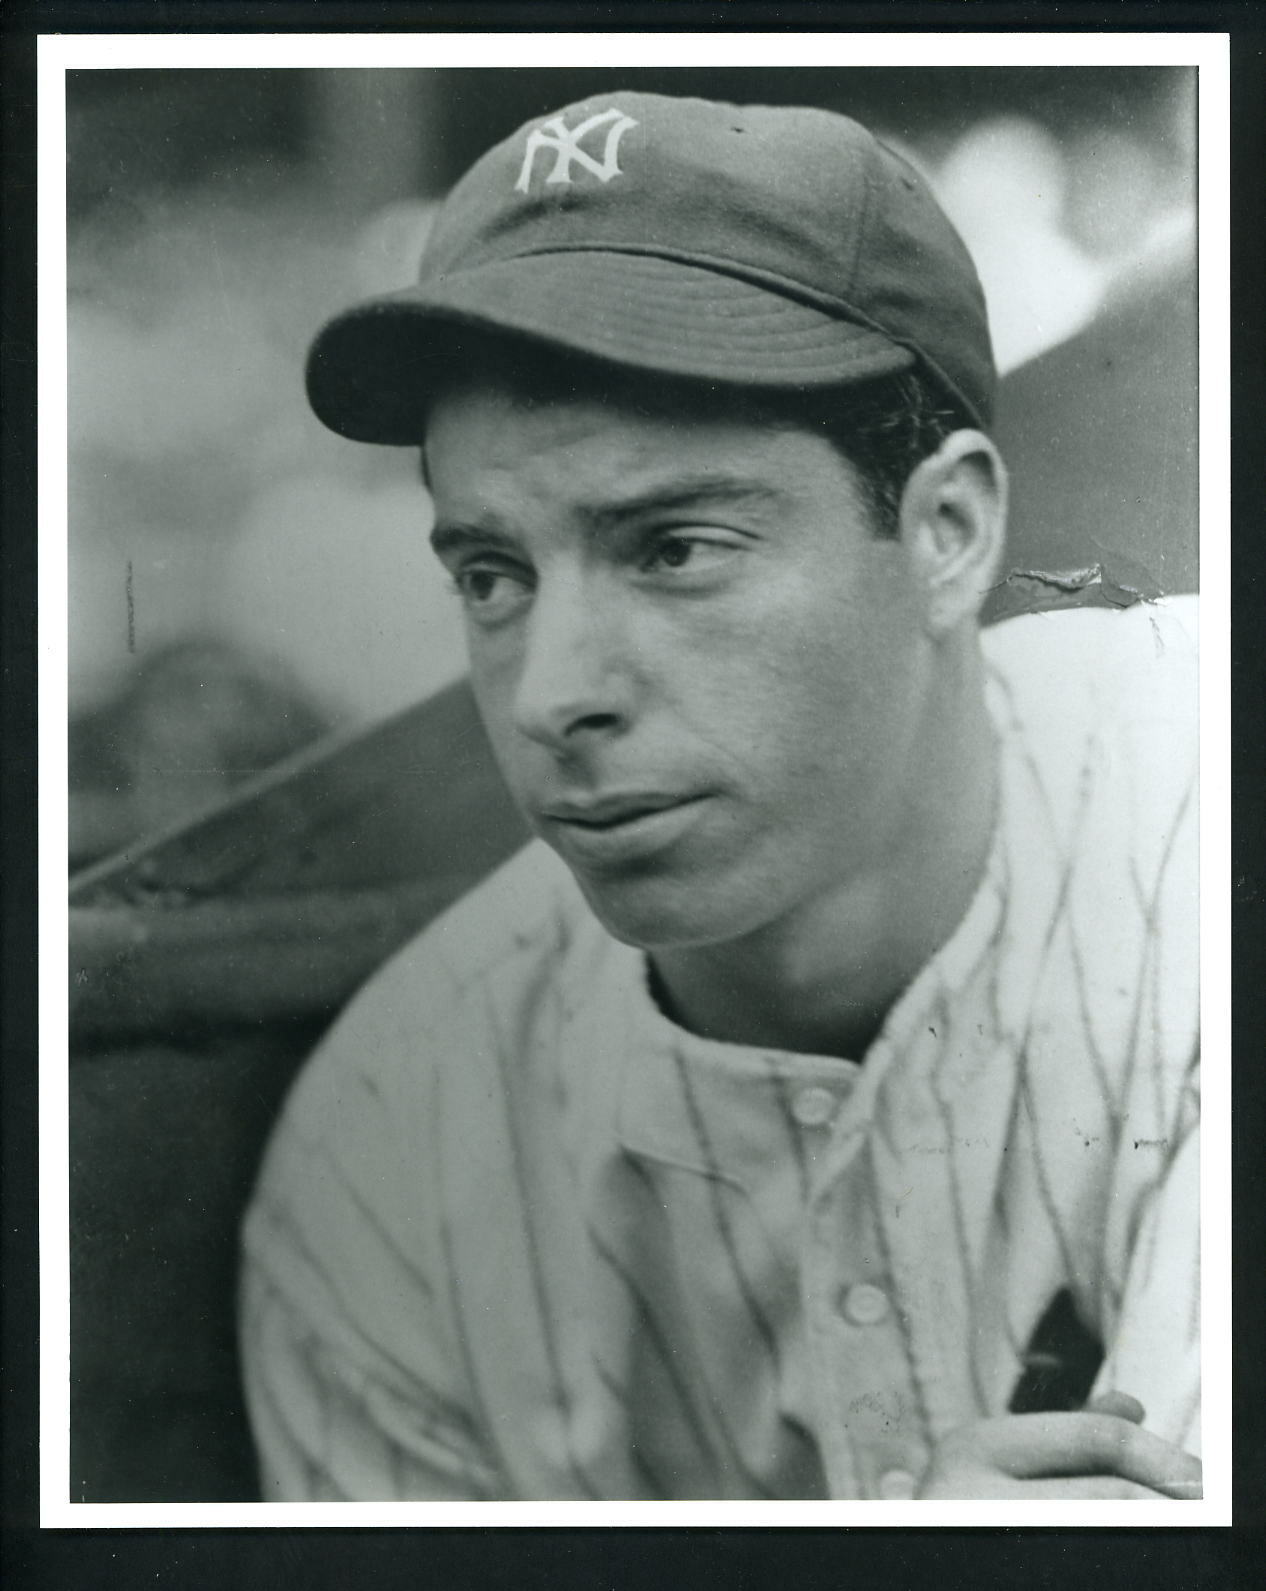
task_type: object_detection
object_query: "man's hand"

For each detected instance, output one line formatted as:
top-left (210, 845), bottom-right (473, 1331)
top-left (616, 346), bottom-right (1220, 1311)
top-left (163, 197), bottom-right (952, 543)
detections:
top-left (917, 1392), bottom-right (1202, 1499)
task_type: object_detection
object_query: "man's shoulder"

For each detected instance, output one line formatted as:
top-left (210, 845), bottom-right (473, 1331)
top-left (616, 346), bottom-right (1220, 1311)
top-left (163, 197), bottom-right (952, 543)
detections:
top-left (982, 596), bottom-right (1198, 794)
top-left (982, 595), bottom-right (1198, 730)
top-left (980, 598), bottom-right (1199, 1081)
top-left (280, 840), bottom-right (602, 1126)
top-left (349, 839), bottom-right (595, 1038)
top-left (397, 837), bottom-right (593, 994)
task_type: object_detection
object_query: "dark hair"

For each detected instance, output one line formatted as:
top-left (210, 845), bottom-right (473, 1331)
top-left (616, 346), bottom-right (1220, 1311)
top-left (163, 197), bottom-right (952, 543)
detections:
top-left (422, 328), bottom-right (974, 537)
top-left (760, 370), bottom-right (973, 539)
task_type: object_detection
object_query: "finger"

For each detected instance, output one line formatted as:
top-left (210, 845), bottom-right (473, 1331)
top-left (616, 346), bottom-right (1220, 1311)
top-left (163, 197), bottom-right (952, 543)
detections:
top-left (1083, 1391), bottom-right (1146, 1424)
top-left (1017, 1476), bottom-right (1178, 1501)
top-left (980, 1412), bottom-right (1203, 1498)
top-left (919, 1467), bottom-right (1182, 1501)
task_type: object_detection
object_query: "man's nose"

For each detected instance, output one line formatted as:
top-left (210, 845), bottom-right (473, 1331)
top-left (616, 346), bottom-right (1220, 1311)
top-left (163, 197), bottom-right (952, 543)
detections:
top-left (512, 572), bottom-right (634, 750)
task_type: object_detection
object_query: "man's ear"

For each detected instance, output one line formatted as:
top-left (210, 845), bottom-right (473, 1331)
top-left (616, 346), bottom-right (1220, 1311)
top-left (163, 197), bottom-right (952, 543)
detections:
top-left (898, 430), bottom-right (1008, 637)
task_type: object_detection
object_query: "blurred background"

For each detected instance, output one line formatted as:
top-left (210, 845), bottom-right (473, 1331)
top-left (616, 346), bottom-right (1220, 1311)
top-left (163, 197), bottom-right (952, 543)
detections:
top-left (67, 66), bottom-right (1198, 869)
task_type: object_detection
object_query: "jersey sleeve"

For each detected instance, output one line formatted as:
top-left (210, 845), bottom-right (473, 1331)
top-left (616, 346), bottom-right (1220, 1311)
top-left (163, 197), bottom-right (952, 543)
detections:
top-left (1092, 1096), bottom-right (1201, 1457)
top-left (1089, 598), bottom-right (1202, 1459)
top-left (238, 938), bottom-right (506, 1501)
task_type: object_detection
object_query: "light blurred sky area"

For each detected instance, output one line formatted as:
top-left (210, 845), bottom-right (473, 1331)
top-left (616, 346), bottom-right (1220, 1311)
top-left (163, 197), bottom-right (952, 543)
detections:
top-left (65, 67), bottom-right (1196, 859)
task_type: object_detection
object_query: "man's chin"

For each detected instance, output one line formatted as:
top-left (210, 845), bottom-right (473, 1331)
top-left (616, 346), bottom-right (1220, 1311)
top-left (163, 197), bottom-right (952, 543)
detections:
top-left (567, 863), bottom-right (756, 953)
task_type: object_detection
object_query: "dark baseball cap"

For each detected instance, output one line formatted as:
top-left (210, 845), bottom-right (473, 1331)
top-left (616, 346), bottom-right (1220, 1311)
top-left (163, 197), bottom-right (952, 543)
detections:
top-left (306, 91), bottom-right (996, 443)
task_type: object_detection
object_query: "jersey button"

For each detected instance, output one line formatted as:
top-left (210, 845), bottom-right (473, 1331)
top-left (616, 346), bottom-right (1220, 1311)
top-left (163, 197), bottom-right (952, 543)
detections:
top-left (840, 1282), bottom-right (891, 1325)
top-left (878, 1467), bottom-right (918, 1499)
top-left (791, 1085), bottom-right (837, 1128)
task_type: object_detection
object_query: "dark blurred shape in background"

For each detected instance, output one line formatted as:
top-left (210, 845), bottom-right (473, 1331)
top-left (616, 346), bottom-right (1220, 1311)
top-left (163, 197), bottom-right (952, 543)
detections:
top-left (70, 640), bottom-right (331, 868)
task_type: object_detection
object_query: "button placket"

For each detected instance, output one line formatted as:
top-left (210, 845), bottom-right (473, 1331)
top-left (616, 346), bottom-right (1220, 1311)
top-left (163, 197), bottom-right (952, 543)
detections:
top-left (834, 1283), bottom-right (927, 1498)
top-left (804, 1163), bottom-right (931, 1499)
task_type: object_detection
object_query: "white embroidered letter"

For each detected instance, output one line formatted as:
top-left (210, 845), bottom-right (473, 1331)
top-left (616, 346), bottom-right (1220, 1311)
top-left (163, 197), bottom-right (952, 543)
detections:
top-left (515, 109), bottom-right (639, 194)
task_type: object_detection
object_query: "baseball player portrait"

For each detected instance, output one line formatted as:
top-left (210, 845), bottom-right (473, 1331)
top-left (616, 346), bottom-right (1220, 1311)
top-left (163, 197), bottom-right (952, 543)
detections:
top-left (234, 89), bottom-right (1202, 1503)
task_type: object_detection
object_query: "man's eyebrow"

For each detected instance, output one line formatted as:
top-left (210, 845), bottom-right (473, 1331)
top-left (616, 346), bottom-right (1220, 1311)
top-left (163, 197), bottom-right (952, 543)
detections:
top-left (429, 521), bottom-right (521, 558)
top-left (428, 475), bottom-right (789, 558)
top-left (581, 475), bottom-right (788, 529)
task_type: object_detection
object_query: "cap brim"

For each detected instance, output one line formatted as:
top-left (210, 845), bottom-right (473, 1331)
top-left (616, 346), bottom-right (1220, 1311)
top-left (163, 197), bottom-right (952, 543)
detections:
top-left (306, 251), bottom-right (917, 444)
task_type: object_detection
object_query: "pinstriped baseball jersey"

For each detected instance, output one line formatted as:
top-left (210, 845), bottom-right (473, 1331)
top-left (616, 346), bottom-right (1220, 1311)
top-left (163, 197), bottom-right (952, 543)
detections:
top-left (240, 599), bottom-right (1200, 1500)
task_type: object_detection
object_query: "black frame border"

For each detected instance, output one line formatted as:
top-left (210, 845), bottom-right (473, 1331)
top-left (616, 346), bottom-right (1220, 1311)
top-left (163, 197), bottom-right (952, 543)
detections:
top-left (4, 3), bottom-right (1263, 1586)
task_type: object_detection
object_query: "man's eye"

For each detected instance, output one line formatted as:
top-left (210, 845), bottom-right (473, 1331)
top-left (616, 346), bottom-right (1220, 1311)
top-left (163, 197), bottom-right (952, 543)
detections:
top-left (652, 537), bottom-right (696, 570)
top-left (451, 565), bottom-right (532, 622)
top-left (643, 534), bottom-right (737, 575)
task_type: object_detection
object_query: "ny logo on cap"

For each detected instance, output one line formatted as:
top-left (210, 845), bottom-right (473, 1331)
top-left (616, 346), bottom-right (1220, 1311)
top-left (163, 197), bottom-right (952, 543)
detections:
top-left (514, 108), bottom-right (639, 194)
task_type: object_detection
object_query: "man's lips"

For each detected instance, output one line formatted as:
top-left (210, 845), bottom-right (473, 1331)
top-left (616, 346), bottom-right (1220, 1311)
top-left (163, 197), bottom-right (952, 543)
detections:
top-left (540, 792), bottom-right (704, 830)
top-left (533, 790), bottom-right (716, 870)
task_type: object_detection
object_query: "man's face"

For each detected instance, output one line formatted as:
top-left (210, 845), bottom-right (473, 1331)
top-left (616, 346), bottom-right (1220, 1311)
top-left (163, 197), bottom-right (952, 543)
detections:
top-left (426, 376), bottom-right (940, 951)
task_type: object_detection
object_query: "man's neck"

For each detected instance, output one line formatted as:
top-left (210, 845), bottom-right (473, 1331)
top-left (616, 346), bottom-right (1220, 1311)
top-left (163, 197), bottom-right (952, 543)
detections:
top-left (649, 656), bottom-right (999, 1061)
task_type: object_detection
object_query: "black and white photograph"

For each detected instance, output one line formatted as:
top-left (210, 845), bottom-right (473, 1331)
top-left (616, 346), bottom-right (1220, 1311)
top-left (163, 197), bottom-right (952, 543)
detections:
top-left (45, 32), bottom-right (1229, 1524)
